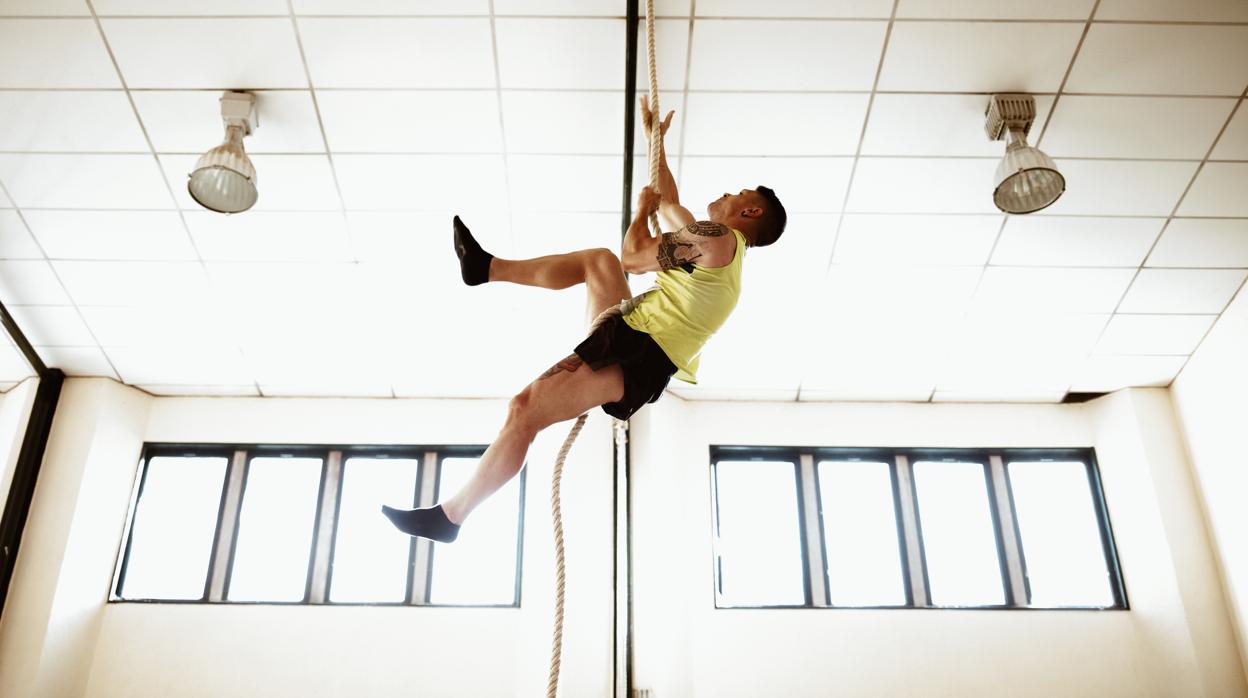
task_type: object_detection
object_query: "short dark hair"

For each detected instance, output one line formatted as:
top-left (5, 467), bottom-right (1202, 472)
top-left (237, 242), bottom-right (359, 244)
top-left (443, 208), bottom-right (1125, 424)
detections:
top-left (752, 185), bottom-right (787, 247)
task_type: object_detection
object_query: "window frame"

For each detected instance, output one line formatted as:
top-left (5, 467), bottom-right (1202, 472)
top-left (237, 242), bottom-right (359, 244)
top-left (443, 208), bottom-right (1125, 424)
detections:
top-left (709, 446), bottom-right (1128, 611)
top-left (111, 443), bottom-right (524, 608)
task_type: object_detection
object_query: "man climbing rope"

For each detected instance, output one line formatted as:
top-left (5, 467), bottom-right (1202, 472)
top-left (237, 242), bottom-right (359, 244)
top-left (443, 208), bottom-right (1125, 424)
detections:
top-left (381, 96), bottom-right (787, 543)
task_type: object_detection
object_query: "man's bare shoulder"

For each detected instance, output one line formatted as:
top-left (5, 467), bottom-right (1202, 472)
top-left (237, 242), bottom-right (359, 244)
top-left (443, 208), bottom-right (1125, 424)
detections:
top-left (679, 221), bottom-right (736, 268)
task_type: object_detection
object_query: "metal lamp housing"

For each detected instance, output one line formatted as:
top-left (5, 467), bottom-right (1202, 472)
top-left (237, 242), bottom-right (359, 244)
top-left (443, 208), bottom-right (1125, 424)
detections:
top-left (985, 94), bottom-right (1065, 214)
top-left (188, 92), bottom-right (259, 214)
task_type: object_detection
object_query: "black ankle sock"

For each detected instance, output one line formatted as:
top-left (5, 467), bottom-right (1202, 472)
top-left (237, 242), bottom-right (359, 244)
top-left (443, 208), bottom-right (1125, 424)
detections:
top-left (381, 504), bottom-right (461, 543)
top-left (453, 215), bottom-right (493, 286)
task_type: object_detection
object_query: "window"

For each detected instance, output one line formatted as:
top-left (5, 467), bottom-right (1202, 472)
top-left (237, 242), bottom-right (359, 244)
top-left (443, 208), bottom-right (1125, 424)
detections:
top-left (710, 447), bottom-right (1126, 610)
top-left (114, 445), bottom-right (524, 607)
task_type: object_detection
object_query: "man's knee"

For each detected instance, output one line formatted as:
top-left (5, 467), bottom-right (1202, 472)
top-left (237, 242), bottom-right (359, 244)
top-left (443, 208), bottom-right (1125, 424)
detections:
top-left (506, 386), bottom-right (541, 435)
top-left (586, 248), bottom-right (623, 276)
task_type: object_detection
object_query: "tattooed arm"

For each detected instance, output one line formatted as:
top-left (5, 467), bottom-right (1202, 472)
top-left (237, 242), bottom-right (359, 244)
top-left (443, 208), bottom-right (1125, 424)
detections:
top-left (624, 209), bottom-right (735, 274)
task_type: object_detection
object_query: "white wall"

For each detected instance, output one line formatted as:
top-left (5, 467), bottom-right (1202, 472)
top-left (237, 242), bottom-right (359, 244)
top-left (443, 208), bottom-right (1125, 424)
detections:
top-left (1, 377), bottom-right (1244, 697)
top-left (1171, 282), bottom-right (1248, 680)
top-left (630, 391), bottom-right (1246, 698)
top-left (0, 381), bottom-right (617, 698)
top-left (0, 376), bottom-right (38, 507)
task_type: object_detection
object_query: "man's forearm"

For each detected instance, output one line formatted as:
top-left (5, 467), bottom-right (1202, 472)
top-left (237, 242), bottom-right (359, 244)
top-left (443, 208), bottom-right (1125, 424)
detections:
top-left (622, 206), bottom-right (653, 257)
top-left (650, 142), bottom-right (680, 205)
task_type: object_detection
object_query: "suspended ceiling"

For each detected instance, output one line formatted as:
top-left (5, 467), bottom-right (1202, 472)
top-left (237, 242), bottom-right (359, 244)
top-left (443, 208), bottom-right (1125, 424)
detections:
top-left (0, 0), bottom-right (1246, 402)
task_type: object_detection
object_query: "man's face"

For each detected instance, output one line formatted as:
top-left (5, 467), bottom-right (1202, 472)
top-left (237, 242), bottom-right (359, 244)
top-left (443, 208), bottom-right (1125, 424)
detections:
top-left (708, 188), bottom-right (759, 220)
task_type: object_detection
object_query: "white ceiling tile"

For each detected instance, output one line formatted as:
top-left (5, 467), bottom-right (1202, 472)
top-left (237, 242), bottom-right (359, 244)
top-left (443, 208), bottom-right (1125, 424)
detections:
top-left (689, 19), bottom-right (885, 91)
top-left (896, 0), bottom-right (1094, 19)
top-left (1042, 159), bottom-right (1197, 216)
top-left (496, 18), bottom-right (622, 89)
top-left (504, 91), bottom-right (621, 154)
top-left (184, 211), bottom-right (352, 262)
top-left (0, 91), bottom-right (147, 152)
top-left (1178, 163), bottom-right (1248, 217)
top-left (0, 19), bottom-right (120, 88)
top-left (136, 383), bottom-right (260, 396)
top-left (822, 264), bottom-right (982, 316)
top-left (633, 19), bottom-right (689, 91)
top-left (102, 18), bottom-right (307, 89)
top-left (1095, 0), bottom-right (1248, 22)
top-left (1147, 218), bottom-right (1248, 268)
top-left (0, 341), bottom-right (33, 382)
top-left (508, 212), bottom-right (621, 260)
top-left (300, 18), bottom-right (494, 88)
top-left (6, 305), bottom-right (94, 345)
top-left (108, 345), bottom-right (253, 385)
top-left (295, 0), bottom-right (487, 13)
top-left (0, 1), bottom-right (89, 15)
top-left (1066, 25), bottom-right (1248, 96)
top-left (318, 90), bottom-right (500, 153)
top-left (94, 0), bottom-right (288, 14)
top-left (0, 261), bottom-right (70, 304)
top-left (81, 305), bottom-right (232, 347)
top-left (248, 344), bottom-right (392, 397)
top-left (847, 158), bottom-right (999, 214)
top-left (1040, 97), bottom-right (1237, 159)
top-left (800, 387), bottom-right (934, 402)
top-left (697, 0), bottom-right (892, 16)
top-left (743, 213), bottom-right (837, 285)
top-left (133, 91), bottom-right (324, 154)
top-left (0, 210), bottom-right (42, 259)
top-left (1096, 314), bottom-right (1216, 355)
top-left (972, 267), bottom-right (1135, 313)
top-left (1118, 269), bottom-right (1247, 314)
top-left (497, 0), bottom-right (687, 14)
top-left (347, 211), bottom-right (509, 270)
top-left (159, 153), bottom-right (339, 212)
top-left (863, 94), bottom-right (1055, 157)
top-left (878, 22), bottom-right (1081, 93)
top-left (24, 210), bottom-right (196, 260)
top-left (1211, 104), bottom-right (1248, 160)
top-left (207, 261), bottom-right (361, 311)
top-left (0, 186), bottom-right (10, 207)
top-left (1069, 354), bottom-right (1187, 392)
top-left (680, 156), bottom-right (853, 214)
top-left (799, 314), bottom-right (945, 397)
top-left (684, 93), bottom-right (867, 156)
top-left (37, 346), bottom-right (117, 378)
top-left (0, 154), bottom-right (173, 209)
top-left (334, 154), bottom-right (507, 213)
top-left (991, 216), bottom-right (1163, 267)
top-left (508, 155), bottom-right (621, 212)
top-left (833, 214), bottom-right (999, 265)
top-left (53, 260), bottom-right (210, 307)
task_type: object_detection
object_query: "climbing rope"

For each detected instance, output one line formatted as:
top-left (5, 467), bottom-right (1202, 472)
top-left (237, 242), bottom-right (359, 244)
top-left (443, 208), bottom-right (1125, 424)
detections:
top-left (548, 1), bottom-right (662, 695)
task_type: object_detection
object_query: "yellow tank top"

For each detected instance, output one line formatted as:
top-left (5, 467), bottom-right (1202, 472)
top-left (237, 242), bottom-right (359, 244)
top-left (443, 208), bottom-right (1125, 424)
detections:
top-left (622, 228), bottom-right (746, 384)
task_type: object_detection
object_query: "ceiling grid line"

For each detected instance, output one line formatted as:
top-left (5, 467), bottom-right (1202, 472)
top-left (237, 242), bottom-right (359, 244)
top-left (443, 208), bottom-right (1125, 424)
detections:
top-left (282, 0), bottom-right (387, 398)
top-left (797, 0), bottom-right (900, 403)
top-left (83, 0), bottom-right (260, 394)
top-left (486, 0), bottom-right (519, 256)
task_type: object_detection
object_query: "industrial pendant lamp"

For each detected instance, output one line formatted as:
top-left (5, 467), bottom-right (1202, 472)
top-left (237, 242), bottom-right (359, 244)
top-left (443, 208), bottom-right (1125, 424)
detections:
top-left (188, 91), bottom-right (258, 214)
top-left (985, 94), bottom-right (1064, 214)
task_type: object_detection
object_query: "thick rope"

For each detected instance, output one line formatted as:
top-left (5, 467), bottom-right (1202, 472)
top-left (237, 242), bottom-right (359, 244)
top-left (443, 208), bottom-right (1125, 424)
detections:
top-left (548, 2), bottom-right (660, 695)
top-left (547, 413), bottom-right (587, 698)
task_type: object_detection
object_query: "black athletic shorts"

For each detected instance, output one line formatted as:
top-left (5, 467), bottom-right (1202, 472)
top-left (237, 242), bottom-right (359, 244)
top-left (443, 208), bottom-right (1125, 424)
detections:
top-left (573, 313), bottom-right (677, 421)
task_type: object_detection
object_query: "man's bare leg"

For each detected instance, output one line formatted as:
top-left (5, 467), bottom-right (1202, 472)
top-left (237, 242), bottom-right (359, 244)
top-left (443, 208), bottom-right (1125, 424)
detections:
top-left (380, 217), bottom-right (632, 541)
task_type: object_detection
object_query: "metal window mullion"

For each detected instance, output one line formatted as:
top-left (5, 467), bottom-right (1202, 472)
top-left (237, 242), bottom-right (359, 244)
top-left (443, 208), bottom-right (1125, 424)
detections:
top-left (989, 455), bottom-right (1029, 607)
top-left (408, 450), bottom-right (439, 606)
top-left (307, 451), bottom-right (343, 604)
top-left (893, 454), bottom-right (929, 607)
top-left (207, 450), bottom-right (248, 602)
top-left (798, 454), bottom-right (828, 607)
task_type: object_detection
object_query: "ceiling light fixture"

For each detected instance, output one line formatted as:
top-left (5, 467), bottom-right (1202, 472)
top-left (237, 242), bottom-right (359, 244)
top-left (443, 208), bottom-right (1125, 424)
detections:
top-left (985, 94), bottom-right (1064, 214)
top-left (188, 91), bottom-right (259, 214)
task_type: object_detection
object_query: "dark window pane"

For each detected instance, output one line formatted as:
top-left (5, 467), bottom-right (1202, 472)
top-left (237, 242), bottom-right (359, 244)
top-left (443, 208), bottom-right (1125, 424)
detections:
top-left (714, 460), bottom-right (804, 606)
top-left (913, 460), bottom-right (1004, 606)
top-left (120, 455), bottom-right (228, 600)
top-left (227, 456), bottom-right (322, 602)
top-left (330, 457), bottom-right (421, 603)
top-left (1009, 460), bottom-right (1114, 607)
top-left (818, 460), bottom-right (906, 606)
top-left (428, 457), bottom-right (521, 606)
